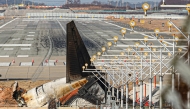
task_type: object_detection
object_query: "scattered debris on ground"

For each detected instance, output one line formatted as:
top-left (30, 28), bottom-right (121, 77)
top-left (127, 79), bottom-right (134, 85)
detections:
top-left (0, 80), bottom-right (50, 107)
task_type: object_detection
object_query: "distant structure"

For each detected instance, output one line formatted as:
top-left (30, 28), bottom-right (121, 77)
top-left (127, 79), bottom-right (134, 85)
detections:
top-left (66, 0), bottom-right (80, 4)
top-left (91, 0), bottom-right (101, 5)
top-left (159, 0), bottom-right (190, 6)
top-left (108, 0), bottom-right (111, 5)
top-left (121, 0), bottom-right (124, 7)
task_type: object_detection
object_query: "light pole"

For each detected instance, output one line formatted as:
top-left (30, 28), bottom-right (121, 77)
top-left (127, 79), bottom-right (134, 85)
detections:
top-left (129, 20), bottom-right (136, 31)
top-left (140, 49), bottom-right (144, 109)
top-left (142, 3), bottom-right (150, 16)
top-left (132, 57), bottom-right (136, 109)
top-left (111, 68), bottom-right (116, 109)
top-left (135, 42), bottom-right (140, 50)
top-left (107, 42), bottom-right (112, 49)
top-left (144, 36), bottom-right (148, 45)
top-left (162, 0), bottom-right (165, 5)
top-left (113, 36), bottom-right (118, 45)
top-left (97, 52), bottom-right (101, 59)
top-left (126, 82), bottom-right (129, 109)
top-left (149, 47), bottom-right (153, 109)
top-left (171, 34), bottom-right (178, 108)
top-left (102, 46), bottom-right (106, 55)
top-left (126, 46), bottom-right (131, 109)
top-left (106, 70), bottom-right (111, 106)
top-left (186, 4), bottom-right (190, 15)
top-left (159, 48), bottom-right (163, 109)
top-left (154, 28), bottom-right (160, 37)
top-left (121, 28), bottom-right (127, 39)
top-left (167, 21), bottom-right (172, 32)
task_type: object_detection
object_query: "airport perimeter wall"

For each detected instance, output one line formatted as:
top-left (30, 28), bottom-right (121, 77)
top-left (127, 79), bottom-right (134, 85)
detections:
top-left (26, 13), bottom-right (186, 19)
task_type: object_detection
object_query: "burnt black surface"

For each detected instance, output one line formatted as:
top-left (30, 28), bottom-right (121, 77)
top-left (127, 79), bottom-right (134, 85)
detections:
top-left (66, 21), bottom-right (95, 83)
top-left (64, 76), bottom-right (105, 105)
top-left (48, 99), bottom-right (57, 109)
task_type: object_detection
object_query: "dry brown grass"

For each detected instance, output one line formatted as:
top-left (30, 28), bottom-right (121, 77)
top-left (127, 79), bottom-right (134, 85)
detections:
top-left (109, 18), bottom-right (184, 33)
top-left (0, 80), bottom-right (50, 91)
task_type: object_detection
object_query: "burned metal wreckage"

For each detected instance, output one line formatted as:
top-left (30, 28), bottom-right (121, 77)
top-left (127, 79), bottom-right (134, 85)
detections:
top-left (12, 21), bottom-right (126, 107)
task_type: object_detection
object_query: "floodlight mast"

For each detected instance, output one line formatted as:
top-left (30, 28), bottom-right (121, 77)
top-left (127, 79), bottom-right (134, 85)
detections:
top-left (162, 0), bottom-right (165, 5)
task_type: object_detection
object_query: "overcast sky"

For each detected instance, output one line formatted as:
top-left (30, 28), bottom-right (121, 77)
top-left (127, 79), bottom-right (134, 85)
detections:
top-left (33, 0), bottom-right (161, 5)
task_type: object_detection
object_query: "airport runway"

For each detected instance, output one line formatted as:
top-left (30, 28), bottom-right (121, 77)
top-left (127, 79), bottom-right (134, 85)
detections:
top-left (0, 17), bottom-right (172, 83)
top-left (0, 18), bottom-right (67, 80)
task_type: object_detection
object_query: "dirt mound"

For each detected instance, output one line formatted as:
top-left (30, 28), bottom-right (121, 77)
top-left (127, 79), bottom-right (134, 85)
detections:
top-left (0, 86), bottom-right (17, 107)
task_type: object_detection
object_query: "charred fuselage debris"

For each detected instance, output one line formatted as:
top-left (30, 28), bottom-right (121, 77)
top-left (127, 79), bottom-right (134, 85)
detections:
top-left (12, 81), bottom-right (27, 107)
top-left (13, 88), bottom-right (27, 107)
top-left (64, 76), bottom-right (106, 106)
top-left (12, 78), bottom-right (88, 107)
top-left (48, 99), bottom-right (57, 109)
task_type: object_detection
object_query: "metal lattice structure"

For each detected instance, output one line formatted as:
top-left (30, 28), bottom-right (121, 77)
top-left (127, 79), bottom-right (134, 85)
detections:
top-left (83, 20), bottom-right (189, 109)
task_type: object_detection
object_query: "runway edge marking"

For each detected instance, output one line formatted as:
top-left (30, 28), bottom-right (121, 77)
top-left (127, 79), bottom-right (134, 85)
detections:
top-left (0, 18), bottom-right (18, 29)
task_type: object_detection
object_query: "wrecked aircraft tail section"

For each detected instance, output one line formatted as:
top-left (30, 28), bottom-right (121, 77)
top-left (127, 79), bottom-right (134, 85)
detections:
top-left (66, 21), bottom-right (95, 83)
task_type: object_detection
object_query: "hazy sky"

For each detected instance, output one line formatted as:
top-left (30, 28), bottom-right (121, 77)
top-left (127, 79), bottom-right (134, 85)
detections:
top-left (33, 0), bottom-right (161, 5)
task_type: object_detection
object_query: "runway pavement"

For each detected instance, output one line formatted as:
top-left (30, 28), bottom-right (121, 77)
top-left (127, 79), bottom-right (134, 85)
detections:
top-left (0, 18), bottom-right (67, 80)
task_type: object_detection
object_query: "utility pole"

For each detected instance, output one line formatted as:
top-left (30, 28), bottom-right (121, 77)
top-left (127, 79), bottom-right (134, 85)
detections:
top-left (116, 0), bottom-right (118, 8)
top-left (154, 1), bottom-right (156, 11)
top-left (126, 2), bottom-right (128, 10)
top-left (135, 4), bottom-right (136, 10)
top-left (121, 0), bottom-right (123, 7)
top-left (6, 0), bottom-right (7, 6)
top-left (107, 0), bottom-right (109, 5)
